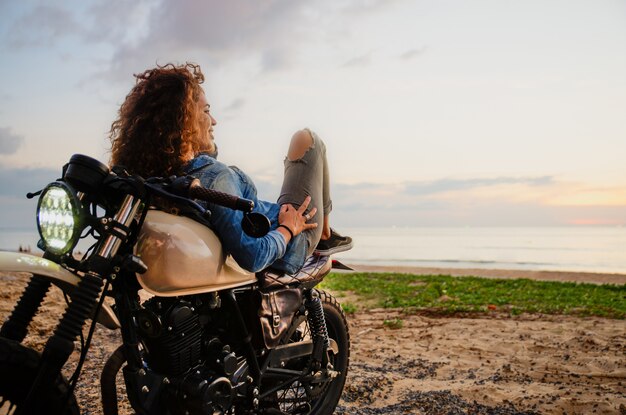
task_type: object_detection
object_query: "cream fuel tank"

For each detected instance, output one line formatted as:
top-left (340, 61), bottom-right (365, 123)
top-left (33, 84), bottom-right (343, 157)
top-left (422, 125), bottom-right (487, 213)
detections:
top-left (135, 210), bottom-right (256, 297)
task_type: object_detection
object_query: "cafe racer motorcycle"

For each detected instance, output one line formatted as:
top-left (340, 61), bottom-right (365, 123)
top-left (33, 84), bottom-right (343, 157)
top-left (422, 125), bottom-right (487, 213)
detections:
top-left (0, 154), bottom-right (350, 415)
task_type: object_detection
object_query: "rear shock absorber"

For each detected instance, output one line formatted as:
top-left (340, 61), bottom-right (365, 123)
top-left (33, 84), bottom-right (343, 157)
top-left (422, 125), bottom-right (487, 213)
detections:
top-left (305, 290), bottom-right (329, 360)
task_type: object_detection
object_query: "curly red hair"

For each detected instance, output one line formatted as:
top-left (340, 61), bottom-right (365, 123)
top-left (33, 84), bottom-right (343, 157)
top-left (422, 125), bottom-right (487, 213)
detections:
top-left (109, 63), bottom-right (211, 177)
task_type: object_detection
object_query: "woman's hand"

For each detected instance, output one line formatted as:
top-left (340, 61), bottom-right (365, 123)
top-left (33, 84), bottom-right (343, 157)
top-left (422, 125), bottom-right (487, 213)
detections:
top-left (278, 196), bottom-right (318, 241)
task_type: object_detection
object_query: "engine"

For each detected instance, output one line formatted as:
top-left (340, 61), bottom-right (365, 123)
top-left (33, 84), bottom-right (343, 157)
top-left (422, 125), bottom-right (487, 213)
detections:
top-left (136, 297), bottom-right (240, 414)
top-left (137, 299), bottom-right (203, 376)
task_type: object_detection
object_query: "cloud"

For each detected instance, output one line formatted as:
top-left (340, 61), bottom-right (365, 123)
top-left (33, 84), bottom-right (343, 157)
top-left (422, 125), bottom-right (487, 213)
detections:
top-left (338, 0), bottom-right (406, 16)
top-left (93, 0), bottom-right (407, 79)
top-left (5, 5), bottom-right (81, 48)
top-left (329, 177), bottom-right (625, 227)
top-left (3, 1), bottom-right (156, 49)
top-left (333, 176), bottom-right (554, 201)
top-left (261, 48), bottom-right (294, 73)
top-left (3, 1), bottom-right (409, 82)
top-left (223, 98), bottom-right (246, 113)
top-left (0, 167), bottom-right (61, 197)
top-left (103, 0), bottom-right (312, 79)
top-left (399, 47), bottom-right (426, 60)
top-left (0, 196), bottom-right (39, 233)
top-left (544, 184), bottom-right (626, 206)
top-left (342, 53), bottom-right (372, 68)
top-left (83, 0), bottom-right (157, 44)
top-left (404, 176), bottom-right (554, 196)
top-left (327, 176), bottom-right (573, 226)
top-left (0, 127), bottom-right (25, 155)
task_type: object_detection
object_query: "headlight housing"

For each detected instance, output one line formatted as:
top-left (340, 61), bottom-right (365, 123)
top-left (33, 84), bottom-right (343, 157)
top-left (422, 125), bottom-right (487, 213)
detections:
top-left (36, 181), bottom-right (83, 255)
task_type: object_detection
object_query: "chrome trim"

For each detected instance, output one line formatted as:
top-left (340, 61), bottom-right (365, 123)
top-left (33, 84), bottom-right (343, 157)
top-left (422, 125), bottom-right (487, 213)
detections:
top-left (97, 195), bottom-right (141, 259)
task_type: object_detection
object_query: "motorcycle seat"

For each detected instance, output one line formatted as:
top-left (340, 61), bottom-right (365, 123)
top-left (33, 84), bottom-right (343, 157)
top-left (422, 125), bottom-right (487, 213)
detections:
top-left (256, 254), bottom-right (332, 290)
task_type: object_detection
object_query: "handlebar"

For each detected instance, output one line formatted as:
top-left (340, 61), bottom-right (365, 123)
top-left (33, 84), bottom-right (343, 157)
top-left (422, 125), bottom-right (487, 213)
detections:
top-left (158, 176), bottom-right (267, 237)
top-left (159, 175), bottom-right (254, 214)
top-left (187, 180), bottom-right (254, 213)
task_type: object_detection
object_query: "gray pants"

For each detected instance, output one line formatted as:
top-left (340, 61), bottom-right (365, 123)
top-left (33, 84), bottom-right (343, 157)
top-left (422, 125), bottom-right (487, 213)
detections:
top-left (277, 129), bottom-right (332, 257)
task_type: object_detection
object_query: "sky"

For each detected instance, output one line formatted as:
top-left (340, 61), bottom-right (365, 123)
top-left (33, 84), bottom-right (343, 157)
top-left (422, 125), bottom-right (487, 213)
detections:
top-left (0, 0), bottom-right (625, 229)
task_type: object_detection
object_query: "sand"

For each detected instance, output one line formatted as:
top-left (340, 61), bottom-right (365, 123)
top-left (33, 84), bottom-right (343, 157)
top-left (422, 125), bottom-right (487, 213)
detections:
top-left (339, 308), bottom-right (625, 414)
top-left (0, 269), bottom-right (624, 414)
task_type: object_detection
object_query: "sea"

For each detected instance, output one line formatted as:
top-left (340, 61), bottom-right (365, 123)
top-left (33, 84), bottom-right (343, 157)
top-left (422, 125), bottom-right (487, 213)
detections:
top-left (334, 226), bottom-right (626, 275)
top-left (1, 226), bottom-right (625, 275)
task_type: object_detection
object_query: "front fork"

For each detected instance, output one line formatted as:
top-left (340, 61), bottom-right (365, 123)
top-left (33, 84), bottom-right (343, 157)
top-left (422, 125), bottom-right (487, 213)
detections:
top-left (19, 273), bottom-right (105, 413)
top-left (5, 194), bottom-right (142, 415)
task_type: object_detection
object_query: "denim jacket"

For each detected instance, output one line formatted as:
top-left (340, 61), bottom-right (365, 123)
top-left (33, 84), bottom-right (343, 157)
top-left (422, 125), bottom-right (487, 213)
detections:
top-left (184, 154), bottom-right (307, 273)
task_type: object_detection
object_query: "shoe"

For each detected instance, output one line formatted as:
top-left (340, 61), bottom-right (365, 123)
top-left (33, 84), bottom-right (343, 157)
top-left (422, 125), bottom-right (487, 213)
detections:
top-left (314, 228), bottom-right (353, 256)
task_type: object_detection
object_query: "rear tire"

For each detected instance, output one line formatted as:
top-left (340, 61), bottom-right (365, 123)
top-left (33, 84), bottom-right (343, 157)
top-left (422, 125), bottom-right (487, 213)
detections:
top-left (0, 337), bottom-right (80, 415)
top-left (270, 289), bottom-right (350, 415)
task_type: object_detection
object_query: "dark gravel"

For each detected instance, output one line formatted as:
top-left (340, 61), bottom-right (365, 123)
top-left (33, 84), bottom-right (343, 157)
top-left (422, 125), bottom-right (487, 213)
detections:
top-left (337, 390), bottom-right (538, 415)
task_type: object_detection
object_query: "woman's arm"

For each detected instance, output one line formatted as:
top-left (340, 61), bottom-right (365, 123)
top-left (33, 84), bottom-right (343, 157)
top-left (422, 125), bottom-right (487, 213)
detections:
top-left (205, 168), bottom-right (287, 272)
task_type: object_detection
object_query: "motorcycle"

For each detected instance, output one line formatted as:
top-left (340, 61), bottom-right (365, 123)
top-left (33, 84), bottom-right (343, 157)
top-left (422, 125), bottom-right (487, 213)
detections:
top-left (0, 154), bottom-right (350, 415)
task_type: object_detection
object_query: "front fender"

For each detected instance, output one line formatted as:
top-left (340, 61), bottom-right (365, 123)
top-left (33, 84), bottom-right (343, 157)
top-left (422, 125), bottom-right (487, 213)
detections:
top-left (0, 251), bottom-right (120, 330)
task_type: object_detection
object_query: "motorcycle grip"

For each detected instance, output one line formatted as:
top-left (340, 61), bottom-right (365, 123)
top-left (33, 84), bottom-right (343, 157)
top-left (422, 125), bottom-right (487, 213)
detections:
top-left (189, 183), bottom-right (255, 212)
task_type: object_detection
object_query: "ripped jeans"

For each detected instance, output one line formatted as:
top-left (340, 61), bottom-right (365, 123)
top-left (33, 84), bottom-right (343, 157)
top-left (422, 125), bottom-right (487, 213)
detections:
top-left (272, 130), bottom-right (333, 272)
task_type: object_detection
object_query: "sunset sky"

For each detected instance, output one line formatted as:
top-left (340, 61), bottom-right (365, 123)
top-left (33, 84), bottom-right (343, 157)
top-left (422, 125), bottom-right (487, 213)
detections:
top-left (0, 0), bottom-right (624, 229)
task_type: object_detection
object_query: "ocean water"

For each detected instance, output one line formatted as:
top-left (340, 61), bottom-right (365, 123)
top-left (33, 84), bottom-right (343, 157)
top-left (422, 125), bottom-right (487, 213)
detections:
top-left (0, 229), bottom-right (39, 253)
top-left (333, 226), bottom-right (626, 274)
top-left (2, 226), bottom-right (625, 274)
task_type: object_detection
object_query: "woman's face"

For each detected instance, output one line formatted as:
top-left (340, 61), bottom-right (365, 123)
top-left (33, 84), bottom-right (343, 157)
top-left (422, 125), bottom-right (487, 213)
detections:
top-left (197, 89), bottom-right (217, 151)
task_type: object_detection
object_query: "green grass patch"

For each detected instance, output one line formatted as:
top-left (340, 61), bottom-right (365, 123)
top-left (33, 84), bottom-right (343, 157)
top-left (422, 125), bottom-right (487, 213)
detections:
top-left (341, 302), bottom-right (357, 314)
top-left (383, 318), bottom-right (404, 329)
top-left (320, 272), bottom-right (626, 319)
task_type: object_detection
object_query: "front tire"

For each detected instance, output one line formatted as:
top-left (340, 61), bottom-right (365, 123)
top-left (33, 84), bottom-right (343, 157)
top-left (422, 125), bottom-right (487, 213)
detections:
top-left (0, 337), bottom-right (80, 415)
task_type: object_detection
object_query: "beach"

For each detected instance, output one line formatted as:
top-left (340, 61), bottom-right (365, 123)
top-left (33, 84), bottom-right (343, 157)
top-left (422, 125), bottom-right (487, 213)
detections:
top-left (339, 308), bottom-right (625, 414)
top-left (0, 268), bottom-right (624, 414)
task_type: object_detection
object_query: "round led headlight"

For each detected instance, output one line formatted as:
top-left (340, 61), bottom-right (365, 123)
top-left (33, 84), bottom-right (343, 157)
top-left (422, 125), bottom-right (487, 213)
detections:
top-left (36, 182), bottom-right (83, 255)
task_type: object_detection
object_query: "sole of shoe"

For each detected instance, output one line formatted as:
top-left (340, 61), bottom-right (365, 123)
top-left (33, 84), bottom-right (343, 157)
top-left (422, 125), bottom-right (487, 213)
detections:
top-left (313, 241), bottom-right (354, 256)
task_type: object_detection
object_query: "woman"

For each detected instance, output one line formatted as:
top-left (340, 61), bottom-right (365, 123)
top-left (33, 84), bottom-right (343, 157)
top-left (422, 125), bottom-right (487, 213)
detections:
top-left (109, 63), bottom-right (351, 274)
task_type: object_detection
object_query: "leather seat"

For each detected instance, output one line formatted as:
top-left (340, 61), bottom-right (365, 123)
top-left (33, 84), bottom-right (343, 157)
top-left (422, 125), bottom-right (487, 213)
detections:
top-left (256, 255), bottom-right (332, 290)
